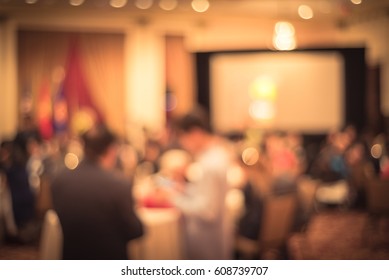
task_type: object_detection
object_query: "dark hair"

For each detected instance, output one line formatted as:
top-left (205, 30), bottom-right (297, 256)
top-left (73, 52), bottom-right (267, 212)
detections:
top-left (174, 106), bottom-right (212, 133)
top-left (81, 124), bottom-right (117, 162)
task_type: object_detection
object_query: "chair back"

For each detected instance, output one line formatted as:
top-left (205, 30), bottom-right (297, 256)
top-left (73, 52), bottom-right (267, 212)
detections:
top-left (39, 209), bottom-right (63, 260)
top-left (297, 176), bottom-right (318, 218)
top-left (259, 194), bottom-right (298, 250)
top-left (366, 178), bottom-right (389, 216)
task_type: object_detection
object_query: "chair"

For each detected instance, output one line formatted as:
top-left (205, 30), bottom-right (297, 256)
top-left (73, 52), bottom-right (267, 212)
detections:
top-left (296, 176), bottom-right (318, 228)
top-left (39, 209), bottom-right (63, 260)
top-left (0, 175), bottom-right (18, 238)
top-left (363, 177), bottom-right (389, 247)
top-left (366, 178), bottom-right (389, 216)
top-left (315, 180), bottom-right (350, 210)
top-left (259, 194), bottom-right (298, 258)
top-left (235, 193), bottom-right (298, 259)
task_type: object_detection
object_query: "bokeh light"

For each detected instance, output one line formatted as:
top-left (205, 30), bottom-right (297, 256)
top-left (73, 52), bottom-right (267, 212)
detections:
top-left (135, 0), bottom-right (153, 9)
top-left (241, 147), bottom-right (259, 166)
top-left (273, 21), bottom-right (296, 50)
top-left (64, 153), bottom-right (79, 170)
top-left (298, 5), bottom-right (314, 20)
top-left (159, 0), bottom-right (177, 11)
top-left (249, 100), bottom-right (275, 121)
top-left (110, 0), bottom-right (127, 8)
top-left (249, 76), bottom-right (277, 100)
top-left (371, 144), bottom-right (383, 159)
top-left (69, 0), bottom-right (85, 6)
top-left (191, 0), bottom-right (209, 13)
top-left (226, 164), bottom-right (245, 187)
top-left (71, 108), bottom-right (96, 135)
top-left (274, 21), bottom-right (295, 36)
top-left (350, 0), bottom-right (362, 5)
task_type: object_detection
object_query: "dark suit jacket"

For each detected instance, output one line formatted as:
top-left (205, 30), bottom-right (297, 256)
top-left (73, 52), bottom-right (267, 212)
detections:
top-left (51, 160), bottom-right (143, 260)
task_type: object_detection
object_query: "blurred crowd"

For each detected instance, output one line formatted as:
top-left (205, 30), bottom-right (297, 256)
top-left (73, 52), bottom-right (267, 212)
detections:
top-left (1, 110), bottom-right (388, 259)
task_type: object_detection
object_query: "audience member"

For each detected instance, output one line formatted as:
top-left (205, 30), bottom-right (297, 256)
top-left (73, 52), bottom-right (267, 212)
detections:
top-left (310, 130), bottom-right (349, 183)
top-left (235, 147), bottom-right (265, 259)
top-left (168, 107), bottom-right (235, 260)
top-left (263, 131), bottom-right (300, 195)
top-left (0, 139), bottom-right (36, 242)
top-left (51, 124), bottom-right (143, 260)
top-left (344, 140), bottom-right (369, 208)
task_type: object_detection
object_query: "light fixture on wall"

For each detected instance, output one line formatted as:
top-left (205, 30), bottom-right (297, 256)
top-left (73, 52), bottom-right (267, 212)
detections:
top-left (69, 0), bottom-right (85, 6)
top-left (110, 0), bottom-right (127, 8)
top-left (159, 0), bottom-right (177, 11)
top-left (272, 21), bottom-right (297, 51)
top-left (298, 4), bottom-right (313, 20)
top-left (135, 0), bottom-right (153, 9)
top-left (191, 0), bottom-right (210, 13)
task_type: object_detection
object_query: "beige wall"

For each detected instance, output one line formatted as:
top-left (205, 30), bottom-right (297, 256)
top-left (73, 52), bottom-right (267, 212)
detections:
top-left (0, 19), bottom-right (18, 142)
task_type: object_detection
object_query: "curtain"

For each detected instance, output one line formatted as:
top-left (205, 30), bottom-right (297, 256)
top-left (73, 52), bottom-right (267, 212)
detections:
top-left (17, 30), bottom-right (125, 137)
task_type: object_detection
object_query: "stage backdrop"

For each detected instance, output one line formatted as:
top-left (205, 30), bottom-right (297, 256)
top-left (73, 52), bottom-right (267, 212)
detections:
top-left (18, 30), bottom-right (125, 137)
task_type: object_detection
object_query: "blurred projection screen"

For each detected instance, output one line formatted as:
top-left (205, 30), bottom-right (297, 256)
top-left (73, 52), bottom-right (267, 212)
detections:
top-left (210, 52), bottom-right (344, 134)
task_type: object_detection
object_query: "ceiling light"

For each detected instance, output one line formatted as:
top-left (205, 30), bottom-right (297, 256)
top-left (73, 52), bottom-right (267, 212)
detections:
top-left (135, 0), bottom-right (153, 9)
top-left (110, 0), bottom-right (127, 8)
top-left (69, 0), bottom-right (85, 6)
top-left (273, 35), bottom-right (296, 51)
top-left (350, 0), bottom-right (362, 4)
top-left (159, 0), bottom-right (177, 11)
top-left (298, 5), bottom-right (313, 20)
top-left (25, 0), bottom-right (38, 4)
top-left (191, 0), bottom-right (209, 13)
top-left (273, 21), bottom-right (297, 51)
top-left (274, 21), bottom-right (295, 36)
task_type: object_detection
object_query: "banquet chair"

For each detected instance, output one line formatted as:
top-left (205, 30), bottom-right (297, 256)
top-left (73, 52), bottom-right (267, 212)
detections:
top-left (39, 209), bottom-right (63, 260)
top-left (366, 179), bottom-right (389, 215)
top-left (235, 193), bottom-right (298, 259)
top-left (0, 175), bottom-right (18, 239)
top-left (363, 176), bottom-right (389, 247)
top-left (259, 194), bottom-right (298, 258)
top-left (296, 176), bottom-right (318, 230)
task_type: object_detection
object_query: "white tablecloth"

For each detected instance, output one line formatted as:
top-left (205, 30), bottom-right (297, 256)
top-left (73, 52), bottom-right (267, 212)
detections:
top-left (128, 207), bottom-right (184, 260)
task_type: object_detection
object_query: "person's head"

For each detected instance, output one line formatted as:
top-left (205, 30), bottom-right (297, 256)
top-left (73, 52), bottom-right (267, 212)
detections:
top-left (81, 124), bottom-right (118, 169)
top-left (174, 107), bottom-right (212, 155)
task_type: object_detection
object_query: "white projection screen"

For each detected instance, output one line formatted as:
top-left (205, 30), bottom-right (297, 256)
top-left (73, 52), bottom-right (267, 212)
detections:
top-left (210, 51), bottom-right (344, 134)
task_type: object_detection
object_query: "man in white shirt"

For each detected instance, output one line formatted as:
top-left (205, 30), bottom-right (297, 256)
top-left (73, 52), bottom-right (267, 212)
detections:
top-left (171, 107), bottom-right (234, 260)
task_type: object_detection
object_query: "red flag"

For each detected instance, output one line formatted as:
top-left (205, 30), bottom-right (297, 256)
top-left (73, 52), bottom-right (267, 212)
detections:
top-left (62, 37), bottom-right (103, 134)
top-left (36, 80), bottom-right (53, 140)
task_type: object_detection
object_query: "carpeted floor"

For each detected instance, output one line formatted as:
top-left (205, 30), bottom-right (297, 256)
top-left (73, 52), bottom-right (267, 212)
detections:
top-left (0, 243), bottom-right (40, 260)
top-left (288, 209), bottom-right (389, 260)
top-left (1, 209), bottom-right (389, 260)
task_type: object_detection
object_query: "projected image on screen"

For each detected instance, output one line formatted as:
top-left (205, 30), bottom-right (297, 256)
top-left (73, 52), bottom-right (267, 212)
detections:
top-left (210, 52), bottom-right (344, 134)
